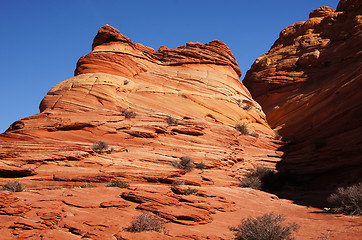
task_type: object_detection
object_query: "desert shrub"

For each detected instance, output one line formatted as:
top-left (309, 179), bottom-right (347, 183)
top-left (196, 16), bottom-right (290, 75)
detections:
top-left (318, 231), bottom-right (330, 240)
top-left (107, 180), bottom-right (130, 188)
top-left (128, 212), bottom-right (166, 233)
top-left (124, 79), bottom-right (129, 85)
top-left (327, 183), bottom-right (362, 215)
top-left (236, 99), bottom-right (242, 106)
top-left (235, 123), bottom-right (249, 135)
top-left (172, 156), bottom-right (194, 172)
top-left (166, 115), bottom-right (178, 126)
top-left (195, 162), bottom-right (206, 170)
top-left (230, 212), bottom-right (299, 240)
top-left (80, 183), bottom-right (95, 188)
top-left (240, 165), bottom-right (298, 192)
top-left (239, 165), bottom-right (276, 190)
top-left (183, 187), bottom-right (199, 195)
top-left (92, 141), bottom-right (113, 154)
top-left (2, 181), bottom-right (25, 192)
top-left (172, 179), bottom-right (185, 186)
top-left (236, 100), bottom-right (252, 111)
top-left (122, 108), bottom-right (136, 119)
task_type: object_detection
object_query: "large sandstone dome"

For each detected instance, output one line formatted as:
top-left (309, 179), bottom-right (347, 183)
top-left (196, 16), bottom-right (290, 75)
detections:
top-left (1, 25), bottom-right (276, 179)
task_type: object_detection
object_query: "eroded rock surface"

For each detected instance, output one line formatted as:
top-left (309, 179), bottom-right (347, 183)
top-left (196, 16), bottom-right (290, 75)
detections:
top-left (0, 24), bottom-right (284, 239)
top-left (0, 3), bottom-right (361, 238)
top-left (244, 0), bottom-right (362, 191)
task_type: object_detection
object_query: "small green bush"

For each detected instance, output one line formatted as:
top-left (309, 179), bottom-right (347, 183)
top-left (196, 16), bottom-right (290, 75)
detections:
top-left (327, 183), bottom-right (362, 215)
top-left (183, 187), bottom-right (199, 195)
top-left (128, 212), bottom-right (166, 233)
top-left (93, 141), bottom-right (113, 154)
top-left (80, 183), bottom-right (95, 188)
top-left (172, 179), bottom-right (185, 186)
top-left (318, 231), bottom-right (330, 240)
top-left (107, 180), bottom-right (130, 188)
top-left (166, 115), bottom-right (178, 126)
top-left (240, 165), bottom-right (298, 192)
top-left (239, 165), bottom-right (276, 190)
top-left (236, 123), bottom-right (249, 135)
top-left (172, 156), bottom-right (194, 172)
top-left (195, 162), bottom-right (206, 170)
top-left (230, 212), bottom-right (299, 240)
top-left (2, 181), bottom-right (25, 192)
top-left (236, 100), bottom-right (252, 111)
top-left (122, 108), bottom-right (136, 119)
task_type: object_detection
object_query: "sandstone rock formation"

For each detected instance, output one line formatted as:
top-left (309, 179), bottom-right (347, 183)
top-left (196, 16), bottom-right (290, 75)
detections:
top-left (244, 0), bottom-right (362, 194)
top-left (0, 25), bottom-right (286, 239)
top-left (0, 1), bottom-right (361, 238)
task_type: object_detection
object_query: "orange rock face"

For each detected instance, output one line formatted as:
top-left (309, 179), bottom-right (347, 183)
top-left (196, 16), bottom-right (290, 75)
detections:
top-left (0, 8), bottom-right (361, 238)
top-left (243, 0), bottom-right (362, 190)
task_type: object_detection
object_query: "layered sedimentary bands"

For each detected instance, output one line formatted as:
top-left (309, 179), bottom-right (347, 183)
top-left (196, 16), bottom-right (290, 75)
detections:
top-left (244, 0), bottom-right (362, 191)
top-left (0, 0), bottom-right (361, 239)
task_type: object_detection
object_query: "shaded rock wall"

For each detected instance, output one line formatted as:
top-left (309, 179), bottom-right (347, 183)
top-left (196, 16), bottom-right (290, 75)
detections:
top-left (244, 0), bottom-right (362, 189)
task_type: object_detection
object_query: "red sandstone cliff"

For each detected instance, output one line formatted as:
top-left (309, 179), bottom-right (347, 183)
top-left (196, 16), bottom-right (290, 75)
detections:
top-left (244, 0), bottom-right (362, 191)
top-left (0, 25), bottom-right (286, 239)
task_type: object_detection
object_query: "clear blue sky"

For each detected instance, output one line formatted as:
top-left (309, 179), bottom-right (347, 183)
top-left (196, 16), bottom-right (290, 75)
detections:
top-left (0, 0), bottom-right (339, 133)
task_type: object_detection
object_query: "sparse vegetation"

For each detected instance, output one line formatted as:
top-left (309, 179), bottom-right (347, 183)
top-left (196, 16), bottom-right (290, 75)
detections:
top-left (327, 183), bottom-right (362, 215)
top-left (318, 231), bottom-right (330, 240)
top-left (183, 187), bottom-right (199, 195)
top-left (172, 156), bottom-right (194, 172)
top-left (2, 181), bottom-right (25, 192)
top-left (172, 179), bottom-right (185, 186)
top-left (240, 165), bottom-right (298, 192)
top-left (92, 141), bottom-right (114, 154)
top-left (235, 123), bottom-right (249, 135)
top-left (166, 115), bottom-right (179, 126)
top-left (195, 162), bottom-right (206, 170)
top-left (124, 79), bottom-right (129, 85)
top-left (107, 180), bottom-right (130, 188)
top-left (80, 183), bottom-right (95, 188)
top-left (122, 108), bottom-right (136, 119)
top-left (230, 212), bottom-right (299, 240)
top-left (128, 212), bottom-right (166, 233)
top-left (236, 99), bottom-right (252, 111)
top-left (239, 165), bottom-right (276, 190)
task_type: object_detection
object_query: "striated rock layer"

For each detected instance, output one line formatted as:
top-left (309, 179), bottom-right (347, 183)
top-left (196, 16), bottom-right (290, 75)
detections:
top-left (0, 25), bottom-right (287, 239)
top-left (244, 0), bottom-right (362, 192)
top-left (0, 13), bottom-right (361, 239)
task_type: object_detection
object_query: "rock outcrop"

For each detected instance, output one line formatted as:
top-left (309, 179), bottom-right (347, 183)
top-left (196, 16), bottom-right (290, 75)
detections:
top-left (0, 25), bottom-right (287, 239)
top-left (0, 2), bottom-right (361, 237)
top-left (244, 0), bottom-right (362, 192)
